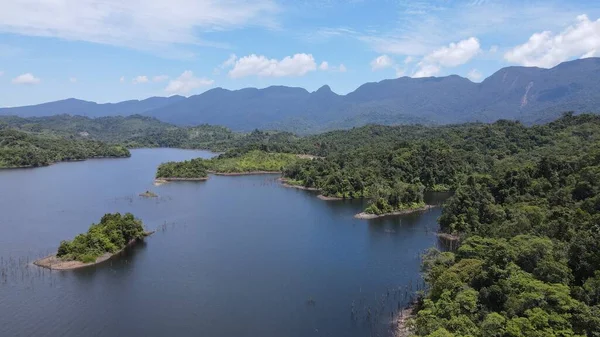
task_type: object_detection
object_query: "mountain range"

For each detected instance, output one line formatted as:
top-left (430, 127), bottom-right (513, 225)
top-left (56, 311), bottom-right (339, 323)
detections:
top-left (2, 58), bottom-right (600, 133)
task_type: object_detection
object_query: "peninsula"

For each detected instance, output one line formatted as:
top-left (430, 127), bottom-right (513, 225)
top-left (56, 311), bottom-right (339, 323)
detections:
top-left (155, 150), bottom-right (302, 182)
top-left (34, 213), bottom-right (151, 270)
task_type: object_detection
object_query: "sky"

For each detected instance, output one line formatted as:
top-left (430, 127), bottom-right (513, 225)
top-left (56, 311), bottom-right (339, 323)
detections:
top-left (1, 0), bottom-right (600, 107)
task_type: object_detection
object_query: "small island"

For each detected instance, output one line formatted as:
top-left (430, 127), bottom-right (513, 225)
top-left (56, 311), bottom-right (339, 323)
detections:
top-left (355, 183), bottom-right (429, 219)
top-left (139, 190), bottom-right (158, 198)
top-left (155, 150), bottom-right (303, 182)
top-left (34, 213), bottom-right (152, 270)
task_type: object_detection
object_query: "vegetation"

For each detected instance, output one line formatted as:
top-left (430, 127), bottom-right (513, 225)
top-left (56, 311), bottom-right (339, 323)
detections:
top-left (139, 190), bottom-right (158, 198)
top-left (156, 150), bottom-right (302, 178)
top-left (204, 150), bottom-right (301, 173)
top-left (156, 158), bottom-right (208, 179)
top-left (403, 114), bottom-right (600, 336)
top-left (0, 114), bottom-right (240, 151)
top-left (56, 213), bottom-right (147, 263)
top-left (0, 128), bottom-right (130, 168)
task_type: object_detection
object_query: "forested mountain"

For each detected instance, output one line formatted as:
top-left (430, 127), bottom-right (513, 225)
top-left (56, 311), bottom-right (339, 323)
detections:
top-left (2, 59), bottom-right (600, 133)
top-left (0, 96), bottom-right (185, 118)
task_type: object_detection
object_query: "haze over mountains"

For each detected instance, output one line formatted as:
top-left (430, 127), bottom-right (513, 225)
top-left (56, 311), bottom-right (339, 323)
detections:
top-left (2, 58), bottom-right (600, 133)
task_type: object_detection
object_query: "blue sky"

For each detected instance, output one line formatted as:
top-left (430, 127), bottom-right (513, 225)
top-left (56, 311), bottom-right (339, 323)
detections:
top-left (1, 0), bottom-right (600, 107)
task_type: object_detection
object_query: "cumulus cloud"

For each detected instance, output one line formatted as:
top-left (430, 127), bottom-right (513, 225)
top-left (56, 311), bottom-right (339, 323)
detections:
top-left (466, 69), bottom-right (483, 82)
top-left (370, 54), bottom-right (394, 71)
top-left (318, 62), bottom-right (347, 72)
top-left (413, 64), bottom-right (441, 78)
top-left (153, 75), bottom-right (169, 82)
top-left (422, 37), bottom-right (481, 67)
top-left (12, 73), bottom-right (41, 85)
top-left (0, 0), bottom-right (279, 51)
top-left (132, 76), bottom-right (149, 84)
top-left (228, 53), bottom-right (317, 78)
top-left (69, 77), bottom-right (77, 83)
top-left (413, 37), bottom-right (481, 78)
top-left (165, 70), bottom-right (213, 94)
top-left (504, 15), bottom-right (600, 68)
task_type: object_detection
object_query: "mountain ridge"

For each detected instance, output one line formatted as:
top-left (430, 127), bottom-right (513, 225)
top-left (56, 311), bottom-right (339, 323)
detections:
top-left (2, 58), bottom-right (600, 132)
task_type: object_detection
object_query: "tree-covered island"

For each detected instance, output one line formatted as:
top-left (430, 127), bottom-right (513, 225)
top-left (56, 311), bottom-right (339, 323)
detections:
top-left (34, 213), bottom-right (151, 270)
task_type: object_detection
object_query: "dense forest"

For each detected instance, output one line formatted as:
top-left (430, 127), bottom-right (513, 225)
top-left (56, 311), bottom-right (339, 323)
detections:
top-left (410, 115), bottom-right (600, 337)
top-left (156, 158), bottom-right (208, 179)
top-left (57, 213), bottom-right (147, 263)
top-left (156, 150), bottom-right (302, 178)
top-left (0, 128), bottom-right (130, 168)
top-left (0, 114), bottom-right (240, 150)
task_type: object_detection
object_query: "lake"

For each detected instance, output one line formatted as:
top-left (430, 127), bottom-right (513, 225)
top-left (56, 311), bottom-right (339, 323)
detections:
top-left (0, 148), bottom-right (447, 337)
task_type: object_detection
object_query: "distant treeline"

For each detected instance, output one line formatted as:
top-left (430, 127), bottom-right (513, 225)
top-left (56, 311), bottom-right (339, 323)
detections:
top-left (0, 128), bottom-right (130, 168)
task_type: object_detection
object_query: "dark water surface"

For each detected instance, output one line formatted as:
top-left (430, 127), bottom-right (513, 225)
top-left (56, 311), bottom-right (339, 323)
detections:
top-left (0, 148), bottom-right (446, 337)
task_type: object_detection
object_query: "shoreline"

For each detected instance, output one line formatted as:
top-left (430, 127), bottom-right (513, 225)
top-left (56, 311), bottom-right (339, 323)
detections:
top-left (0, 155), bottom-right (129, 170)
top-left (354, 204), bottom-right (436, 219)
top-left (33, 231), bottom-right (154, 271)
top-left (317, 194), bottom-right (344, 200)
top-left (208, 170), bottom-right (281, 176)
top-left (278, 178), bottom-right (320, 191)
top-left (393, 305), bottom-right (416, 337)
top-left (154, 177), bottom-right (209, 185)
top-left (436, 232), bottom-right (460, 241)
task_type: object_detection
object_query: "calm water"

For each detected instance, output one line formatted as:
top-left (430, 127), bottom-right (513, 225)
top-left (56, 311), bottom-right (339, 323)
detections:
top-left (0, 148), bottom-right (447, 337)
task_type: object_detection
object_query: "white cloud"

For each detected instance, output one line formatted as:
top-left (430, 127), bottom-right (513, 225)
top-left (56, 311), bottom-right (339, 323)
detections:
top-left (413, 64), bottom-right (441, 78)
top-left (69, 77), bottom-right (77, 83)
top-left (489, 45), bottom-right (499, 53)
top-left (153, 75), bottom-right (169, 82)
top-left (165, 70), bottom-right (213, 94)
top-left (119, 76), bottom-right (125, 83)
top-left (220, 54), bottom-right (238, 69)
top-left (466, 69), bottom-right (483, 81)
top-left (214, 54), bottom-right (238, 74)
top-left (228, 53), bottom-right (317, 78)
top-left (132, 75), bottom-right (149, 84)
top-left (370, 54), bottom-right (394, 71)
top-left (582, 49), bottom-right (599, 58)
top-left (319, 62), bottom-right (347, 73)
top-left (422, 37), bottom-right (481, 67)
top-left (413, 37), bottom-right (481, 78)
top-left (357, 2), bottom-right (599, 60)
top-left (12, 73), bottom-right (41, 85)
top-left (319, 61), bottom-right (348, 73)
top-left (404, 56), bottom-right (414, 64)
top-left (0, 0), bottom-right (279, 51)
top-left (504, 15), bottom-right (600, 68)
top-left (395, 67), bottom-right (405, 77)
